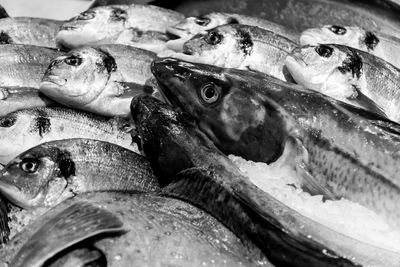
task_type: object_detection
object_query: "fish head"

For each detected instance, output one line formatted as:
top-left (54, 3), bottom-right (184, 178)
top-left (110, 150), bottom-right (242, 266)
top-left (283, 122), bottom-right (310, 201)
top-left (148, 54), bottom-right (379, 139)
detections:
top-left (40, 47), bottom-right (118, 107)
top-left (179, 25), bottom-right (252, 68)
top-left (56, 6), bottom-right (129, 48)
top-left (0, 145), bottom-right (74, 209)
top-left (285, 44), bottom-right (363, 93)
top-left (300, 25), bottom-right (364, 48)
top-left (151, 58), bottom-right (287, 163)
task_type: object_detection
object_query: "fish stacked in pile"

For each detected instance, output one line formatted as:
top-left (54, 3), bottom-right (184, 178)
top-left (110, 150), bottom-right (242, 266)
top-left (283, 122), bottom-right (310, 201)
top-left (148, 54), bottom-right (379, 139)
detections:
top-left (0, 0), bottom-right (399, 266)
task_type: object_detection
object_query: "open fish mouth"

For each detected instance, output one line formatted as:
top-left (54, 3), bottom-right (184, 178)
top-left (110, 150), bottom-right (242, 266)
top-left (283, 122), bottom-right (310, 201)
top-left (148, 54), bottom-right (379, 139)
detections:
top-left (0, 180), bottom-right (32, 209)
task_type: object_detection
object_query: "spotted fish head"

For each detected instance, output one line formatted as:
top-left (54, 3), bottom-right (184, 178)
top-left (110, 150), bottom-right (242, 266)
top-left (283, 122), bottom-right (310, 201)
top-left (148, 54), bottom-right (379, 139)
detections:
top-left (40, 47), bottom-right (119, 107)
top-left (285, 44), bottom-right (363, 93)
top-left (0, 144), bottom-right (75, 209)
top-left (176, 24), bottom-right (253, 68)
top-left (56, 6), bottom-right (128, 48)
top-left (300, 25), bottom-right (363, 47)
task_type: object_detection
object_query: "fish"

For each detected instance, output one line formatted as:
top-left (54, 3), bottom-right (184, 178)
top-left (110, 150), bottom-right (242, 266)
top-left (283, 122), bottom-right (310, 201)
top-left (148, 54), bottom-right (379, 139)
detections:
top-left (166, 12), bottom-right (300, 52)
top-left (0, 138), bottom-right (159, 210)
top-left (151, 58), bottom-right (400, 232)
top-left (0, 44), bottom-right (64, 88)
top-left (56, 4), bottom-right (184, 50)
top-left (40, 45), bottom-right (161, 117)
top-left (1, 192), bottom-right (269, 267)
top-left (300, 25), bottom-right (400, 69)
top-left (0, 87), bottom-right (57, 116)
top-left (164, 24), bottom-right (298, 81)
top-left (285, 43), bottom-right (400, 122)
top-left (155, 0), bottom-right (400, 39)
top-left (0, 195), bottom-right (9, 245)
top-left (130, 94), bottom-right (400, 266)
top-left (1, 200), bottom-right (125, 267)
top-left (0, 17), bottom-right (63, 47)
top-left (0, 107), bottom-right (137, 165)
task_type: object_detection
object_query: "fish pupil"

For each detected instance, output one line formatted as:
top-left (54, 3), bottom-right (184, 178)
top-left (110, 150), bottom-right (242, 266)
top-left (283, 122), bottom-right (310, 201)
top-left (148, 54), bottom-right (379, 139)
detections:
top-left (195, 16), bottom-right (211, 26)
top-left (0, 116), bottom-right (15, 127)
top-left (20, 159), bottom-right (38, 173)
top-left (205, 31), bottom-right (222, 45)
top-left (77, 11), bottom-right (95, 21)
top-left (201, 84), bottom-right (220, 104)
top-left (315, 45), bottom-right (333, 58)
top-left (64, 55), bottom-right (82, 67)
top-left (329, 25), bottom-right (347, 35)
top-left (205, 87), bottom-right (215, 99)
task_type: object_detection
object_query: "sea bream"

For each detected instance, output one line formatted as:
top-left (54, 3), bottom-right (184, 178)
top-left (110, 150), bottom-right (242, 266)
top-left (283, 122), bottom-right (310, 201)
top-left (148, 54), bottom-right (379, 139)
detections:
top-left (151, 58), bottom-right (400, 232)
top-left (285, 44), bottom-right (400, 122)
top-left (1, 192), bottom-right (269, 267)
top-left (56, 4), bottom-right (184, 51)
top-left (166, 12), bottom-right (300, 52)
top-left (40, 45), bottom-right (160, 117)
top-left (130, 95), bottom-right (400, 267)
top-left (164, 24), bottom-right (298, 82)
top-left (0, 44), bottom-right (64, 88)
top-left (300, 25), bottom-right (400, 69)
top-left (0, 17), bottom-right (63, 48)
top-left (0, 107), bottom-right (136, 165)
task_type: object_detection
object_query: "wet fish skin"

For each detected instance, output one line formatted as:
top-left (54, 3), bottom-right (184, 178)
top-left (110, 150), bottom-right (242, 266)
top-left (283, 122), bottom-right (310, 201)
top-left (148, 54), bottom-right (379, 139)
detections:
top-left (2, 192), bottom-right (269, 267)
top-left (130, 95), bottom-right (382, 266)
top-left (167, 24), bottom-right (297, 81)
top-left (0, 107), bottom-right (136, 165)
top-left (90, 0), bottom-right (158, 7)
top-left (56, 4), bottom-right (184, 49)
top-left (151, 58), bottom-right (400, 231)
top-left (166, 12), bottom-right (299, 52)
top-left (40, 44), bottom-right (160, 117)
top-left (0, 138), bottom-right (159, 210)
top-left (0, 18), bottom-right (63, 48)
top-left (115, 28), bottom-right (170, 53)
top-left (0, 195), bottom-right (9, 245)
top-left (0, 44), bottom-right (64, 88)
top-left (300, 25), bottom-right (400, 69)
top-left (285, 43), bottom-right (400, 122)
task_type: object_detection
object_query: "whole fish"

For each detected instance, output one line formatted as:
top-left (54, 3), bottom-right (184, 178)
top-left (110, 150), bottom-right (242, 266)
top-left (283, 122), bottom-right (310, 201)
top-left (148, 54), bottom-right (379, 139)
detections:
top-left (166, 12), bottom-right (300, 52)
top-left (130, 95), bottom-right (400, 266)
top-left (151, 58), bottom-right (400, 232)
top-left (40, 45), bottom-right (160, 117)
top-left (165, 24), bottom-right (297, 81)
top-left (0, 87), bottom-right (57, 116)
top-left (0, 138), bottom-right (159, 210)
top-left (0, 44), bottom-right (64, 88)
top-left (285, 44), bottom-right (400, 121)
top-left (0, 17), bottom-right (63, 47)
top-left (156, 0), bottom-right (400, 39)
top-left (56, 4), bottom-right (184, 50)
top-left (300, 25), bottom-right (400, 69)
top-left (0, 107), bottom-right (136, 165)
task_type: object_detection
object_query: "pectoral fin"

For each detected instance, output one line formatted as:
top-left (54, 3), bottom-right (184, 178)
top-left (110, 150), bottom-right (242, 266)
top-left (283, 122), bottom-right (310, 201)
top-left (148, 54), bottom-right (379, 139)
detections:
top-left (348, 86), bottom-right (388, 119)
top-left (10, 201), bottom-right (125, 267)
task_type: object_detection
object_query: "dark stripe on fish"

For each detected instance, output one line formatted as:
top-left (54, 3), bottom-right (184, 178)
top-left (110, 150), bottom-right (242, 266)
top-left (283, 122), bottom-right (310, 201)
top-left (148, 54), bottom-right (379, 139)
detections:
top-left (363, 31), bottom-right (380, 51)
top-left (338, 50), bottom-right (363, 78)
top-left (56, 149), bottom-right (76, 179)
top-left (227, 17), bottom-right (239, 24)
top-left (110, 7), bottom-right (127, 22)
top-left (96, 49), bottom-right (118, 74)
top-left (237, 29), bottom-right (253, 56)
top-left (0, 32), bottom-right (13, 44)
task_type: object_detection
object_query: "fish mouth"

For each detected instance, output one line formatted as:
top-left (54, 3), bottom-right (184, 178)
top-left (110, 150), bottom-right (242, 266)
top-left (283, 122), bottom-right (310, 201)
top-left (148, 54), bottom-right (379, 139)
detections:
top-left (299, 31), bottom-right (320, 46)
top-left (41, 75), bottom-right (67, 87)
top-left (0, 180), bottom-right (34, 209)
top-left (59, 25), bottom-right (79, 31)
top-left (166, 26), bottom-right (189, 39)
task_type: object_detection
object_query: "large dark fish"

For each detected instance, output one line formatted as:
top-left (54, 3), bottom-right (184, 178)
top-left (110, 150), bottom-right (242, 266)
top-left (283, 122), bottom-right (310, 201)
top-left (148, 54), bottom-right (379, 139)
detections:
top-left (1, 192), bottom-right (269, 267)
top-left (151, 58), bottom-right (400, 232)
top-left (154, 0), bottom-right (400, 39)
top-left (130, 95), bottom-right (400, 266)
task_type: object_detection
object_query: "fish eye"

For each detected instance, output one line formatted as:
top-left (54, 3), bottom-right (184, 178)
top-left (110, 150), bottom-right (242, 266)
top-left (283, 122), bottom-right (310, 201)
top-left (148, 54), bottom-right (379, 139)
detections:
top-left (329, 25), bottom-right (347, 35)
top-left (200, 83), bottom-right (220, 104)
top-left (64, 55), bottom-right (82, 66)
top-left (77, 11), bottom-right (95, 21)
top-left (195, 16), bottom-right (211, 26)
top-left (315, 45), bottom-right (333, 58)
top-left (205, 31), bottom-right (223, 45)
top-left (0, 115), bottom-right (16, 127)
top-left (111, 8), bottom-right (127, 21)
top-left (19, 158), bottom-right (39, 173)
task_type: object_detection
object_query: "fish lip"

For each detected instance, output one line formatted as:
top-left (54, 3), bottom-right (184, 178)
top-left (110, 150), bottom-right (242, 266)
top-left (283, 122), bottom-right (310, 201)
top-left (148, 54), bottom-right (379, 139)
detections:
top-left (0, 180), bottom-right (34, 209)
top-left (166, 26), bottom-right (189, 39)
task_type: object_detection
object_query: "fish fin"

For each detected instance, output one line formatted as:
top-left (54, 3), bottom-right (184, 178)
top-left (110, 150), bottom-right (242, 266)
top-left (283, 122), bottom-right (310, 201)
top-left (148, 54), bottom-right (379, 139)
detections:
top-left (347, 85), bottom-right (388, 119)
top-left (297, 165), bottom-right (337, 201)
top-left (10, 201), bottom-right (125, 267)
top-left (0, 87), bottom-right (9, 100)
top-left (0, 195), bottom-right (9, 244)
top-left (44, 246), bottom-right (106, 267)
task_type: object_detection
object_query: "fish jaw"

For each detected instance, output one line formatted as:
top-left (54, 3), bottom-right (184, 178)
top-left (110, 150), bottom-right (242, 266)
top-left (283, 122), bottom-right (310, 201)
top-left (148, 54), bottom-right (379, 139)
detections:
top-left (0, 179), bottom-right (42, 209)
top-left (299, 29), bottom-right (323, 46)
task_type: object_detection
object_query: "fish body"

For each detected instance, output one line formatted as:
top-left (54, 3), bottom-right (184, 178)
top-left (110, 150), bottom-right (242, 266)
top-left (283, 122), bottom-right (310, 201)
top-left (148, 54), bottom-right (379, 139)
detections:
top-left (56, 4), bottom-right (184, 50)
top-left (0, 107), bottom-right (136, 165)
top-left (130, 95), bottom-right (399, 266)
top-left (285, 44), bottom-right (400, 122)
top-left (157, 0), bottom-right (400, 39)
top-left (90, 0), bottom-right (157, 7)
top-left (0, 138), bottom-right (158, 211)
top-left (168, 24), bottom-right (297, 81)
top-left (0, 44), bottom-right (64, 88)
top-left (40, 45), bottom-right (159, 117)
top-left (0, 17), bottom-right (63, 47)
top-left (2, 192), bottom-right (269, 267)
top-left (166, 12), bottom-right (300, 52)
top-left (0, 87), bottom-right (57, 116)
top-left (300, 25), bottom-right (400, 69)
top-left (151, 58), bottom-right (400, 232)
